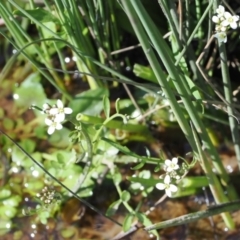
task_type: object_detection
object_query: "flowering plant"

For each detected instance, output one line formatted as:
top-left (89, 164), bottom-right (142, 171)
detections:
top-left (212, 5), bottom-right (239, 43)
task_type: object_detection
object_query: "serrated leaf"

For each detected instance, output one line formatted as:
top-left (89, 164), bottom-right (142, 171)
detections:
top-left (123, 213), bottom-right (134, 232)
top-left (103, 95), bottom-right (110, 118)
top-left (106, 200), bottom-right (122, 216)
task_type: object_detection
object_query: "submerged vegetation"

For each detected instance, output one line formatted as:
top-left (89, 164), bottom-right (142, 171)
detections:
top-left (1, 1), bottom-right (240, 239)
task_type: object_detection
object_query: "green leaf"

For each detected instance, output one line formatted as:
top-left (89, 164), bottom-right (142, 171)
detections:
top-left (0, 206), bottom-right (17, 219)
top-left (14, 9), bottom-right (59, 23)
top-left (0, 220), bottom-right (11, 236)
top-left (131, 160), bottom-right (145, 170)
top-left (179, 176), bottom-right (209, 188)
top-left (139, 170), bottom-right (151, 179)
top-left (56, 153), bottom-right (65, 164)
top-left (103, 95), bottom-right (110, 118)
top-left (123, 213), bottom-right (134, 232)
top-left (20, 139), bottom-right (36, 153)
top-left (115, 98), bottom-right (120, 113)
top-left (154, 164), bottom-right (161, 172)
top-left (60, 227), bottom-right (76, 238)
top-left (113, 172), bottom-right (122, 185)
top-left (14, 73), bottom-right (47, 110)
top-left (0, 189), bottom-right (11, 199)
top-left (0, 108), bottom-right (4, 118)
top-left (2, 195), bottom-right (21, 207)
top-left (38, 210), bottom-right (50, 224)
top-left (121, 190), bottom-right (131, 202)
top-left (49, 127), bottom-right (71, 148)
top-left (3, 118), bottom-right (14, 130)
top-left (102, 138), bottom-right (139, 158)
top-left (102, 138), bottom-right (162, 165)
top-left (69, 88), bottom-right (108, 116)
top-left (106, 199), bottom-right (122, 216)
top-left (133, 64), bottom-right (158, 83)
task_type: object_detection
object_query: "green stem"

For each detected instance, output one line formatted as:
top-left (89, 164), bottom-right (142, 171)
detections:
top-left (219, 43), bottom-right (240, 170)
top-left (145, 200), bottom-right (240, 231)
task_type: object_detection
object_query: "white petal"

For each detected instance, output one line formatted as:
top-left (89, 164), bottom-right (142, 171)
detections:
top-left (165, 188), bottom-right (173, 197)
top-left (45, 118), bottom-right (53, 126)
top-left (230, 22), bottom-right (238, 29)
top-left (212, 16), bottom-right (219, 23)
top-left (43, 103), bottom-right (50, 110)
top-left (156, 183), bottom-right (166, 190)
top-left (172, 157), bottom-right (178, 164)
top-left (48, 126), bottom-right (55, 135)
top-left (55, 123), bottom-right (63, 130)
top-left (49, 108), bottom-right (59, 115)
top-left (217, 5), bottom-right (224, 11)
top-left (221, 20), bottom-right (229, 26)
top-left (64, 107), bottom-right (73, 114)
top-left (215, 32), bottom-right (227, 43)
top-left (164, 175), bottom-right (171, 184)
top-left (57, 99), bottom-right (64, 108)
top-left (55, 113), bottom-right (65, 122)
top-left (233, 15), bottom-right (239, 21)
top-left (224, 11), bottom-right (232, 19)
top-left (164, 159), bottom-right (171, 166)
top-left (169, 184), bottom-right (178, 192)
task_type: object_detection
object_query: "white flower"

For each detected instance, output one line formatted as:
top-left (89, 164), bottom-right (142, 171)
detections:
top-left (222, 12), bottom-right (239, 29)
top-left (215, 32), bottom-right (227, 43)
top-left (49, 99), bottom-right (73, 122)
top-left (212, 15), bottom-right (220, 23)
top-left (45, 118), bottom-right (63, 135)
top-left (156, 175), bottom-right (178, 197)
top-left (42, 103), bottom-right (51, 114)
top-left (164, 157), bottom-right (179, 172)
top-left (216, 5), bottom-right (225, 17)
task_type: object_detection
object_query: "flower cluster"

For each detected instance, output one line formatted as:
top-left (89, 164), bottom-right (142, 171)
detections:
top-left (42, 99), bottom-right (73, 135)
top-left (156, 157), bottom-right (181, 197)
top-left (36, 186), bottom-right (56, 205)
top-left (212, 5), bottom-right (239, 43)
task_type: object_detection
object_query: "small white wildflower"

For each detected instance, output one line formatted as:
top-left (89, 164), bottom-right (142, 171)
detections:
top-left (219, 25), bottom-right (227, 32)
top-left (222, 12), bottom-right (239, 29)
top-left (212, 15), bottom-right (220, 23)
top-left (42, 103), bottom-right (51, 114)
top-left (164, 157), bottom-right (179, 172)
top-left (45, 118), bottom-right (63, 135)
top-left (215, 32), bottom-right (227, 43)
top-left (216, 5), bottom-right (225, 18)
top-left (156, 175), bottom-right (178, 197)
top-left (169, 170), bottom-right (181, 180)
top-left (49, 99), bottom-right (73, 122)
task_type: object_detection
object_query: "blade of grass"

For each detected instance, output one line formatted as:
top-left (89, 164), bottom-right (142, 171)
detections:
top-left (145, 200), bottom-right (240, 231)
top-left (126, 0), bottom-right (237, 200)
top-left (219, 43), bottom-right (240, 169)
